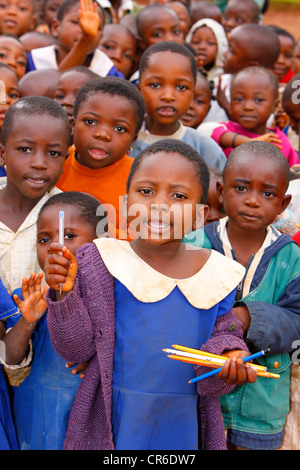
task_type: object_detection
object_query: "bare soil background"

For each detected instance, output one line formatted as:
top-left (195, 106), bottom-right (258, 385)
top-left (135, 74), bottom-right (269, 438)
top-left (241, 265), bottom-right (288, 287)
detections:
top-left (263, 2), bottom-right (300, 40)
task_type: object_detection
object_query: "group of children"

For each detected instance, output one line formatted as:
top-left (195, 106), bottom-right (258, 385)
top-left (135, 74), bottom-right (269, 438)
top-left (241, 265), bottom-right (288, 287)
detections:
top-left (0, 0), bottom-right (300, 452)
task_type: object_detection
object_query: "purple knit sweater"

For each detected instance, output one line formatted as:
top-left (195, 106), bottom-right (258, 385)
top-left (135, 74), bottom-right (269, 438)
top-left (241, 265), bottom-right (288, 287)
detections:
top-left (46, 242), bottom-right (249, 450)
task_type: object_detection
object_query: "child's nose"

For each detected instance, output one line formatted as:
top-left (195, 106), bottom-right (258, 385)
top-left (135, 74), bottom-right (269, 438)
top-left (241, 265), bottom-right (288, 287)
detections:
top-left (94, 127), bottom-right (112, 142)
top-left (161, 85), bottom-right (175, 101)
top-left (245, 192), bottom-right (260, 207)
top-left (31, 151), bottom-right (47, 169)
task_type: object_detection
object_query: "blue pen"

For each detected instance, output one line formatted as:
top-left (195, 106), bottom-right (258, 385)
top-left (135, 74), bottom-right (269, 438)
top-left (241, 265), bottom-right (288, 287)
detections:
top-left (189, 348), bottom-right (271, 384)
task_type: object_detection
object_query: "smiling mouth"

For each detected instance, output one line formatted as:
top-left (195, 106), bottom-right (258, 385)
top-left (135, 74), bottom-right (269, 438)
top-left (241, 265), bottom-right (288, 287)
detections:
top-left (26, 177), bottom-right (47, 186)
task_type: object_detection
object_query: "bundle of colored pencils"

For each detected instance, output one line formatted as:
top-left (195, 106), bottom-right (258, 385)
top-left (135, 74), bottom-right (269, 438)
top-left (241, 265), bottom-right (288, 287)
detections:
top-left (163, 345), bottom-right (280, 383)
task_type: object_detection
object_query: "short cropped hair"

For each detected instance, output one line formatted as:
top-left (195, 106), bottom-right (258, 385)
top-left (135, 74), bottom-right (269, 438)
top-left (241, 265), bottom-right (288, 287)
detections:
top-left (231, 66), bottom-right (279, 101)
top-left (136, 4), bottom-right (178, 37)
top-left (139, 41), bottom-right (197, 83)
top-left (224, 141), bottom-right (290, 190)
top-left (38, 190), bottom-right (108, 235)
top-left (1, 96), bottom-right (72, 146)
top-left (266, 24), bottom-right (295, 44)
top-left (73, 76), bottom-right (146, 134)
top-left (126, 139), bottom-right (210, 203)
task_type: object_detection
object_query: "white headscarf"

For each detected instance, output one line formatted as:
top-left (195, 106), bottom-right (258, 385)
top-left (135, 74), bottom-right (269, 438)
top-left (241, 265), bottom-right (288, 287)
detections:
top-left (185, 18), bottom-right (228, 80)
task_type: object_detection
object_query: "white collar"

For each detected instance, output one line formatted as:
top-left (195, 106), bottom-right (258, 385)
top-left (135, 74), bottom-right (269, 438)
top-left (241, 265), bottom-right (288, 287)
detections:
top-left (93, 237), bottom-right (245, 309)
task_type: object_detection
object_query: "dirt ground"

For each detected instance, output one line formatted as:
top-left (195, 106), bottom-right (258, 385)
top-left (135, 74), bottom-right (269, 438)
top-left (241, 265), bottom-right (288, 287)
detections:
top-left (263, 3), bottom-right (300, 40)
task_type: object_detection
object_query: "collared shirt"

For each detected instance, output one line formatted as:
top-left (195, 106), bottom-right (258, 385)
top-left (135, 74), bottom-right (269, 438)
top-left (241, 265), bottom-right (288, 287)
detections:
top-left (0, 178), bottom-right (61, 294)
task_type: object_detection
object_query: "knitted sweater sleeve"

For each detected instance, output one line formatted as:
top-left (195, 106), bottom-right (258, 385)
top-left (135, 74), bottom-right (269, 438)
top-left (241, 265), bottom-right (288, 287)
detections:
top-left (195, 308), bottom-right (249, 396)
top-left (46, 242), bottom-right (115, 364)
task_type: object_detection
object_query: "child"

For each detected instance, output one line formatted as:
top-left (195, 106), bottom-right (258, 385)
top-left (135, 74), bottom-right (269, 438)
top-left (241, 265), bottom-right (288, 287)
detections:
top-left (166, 1), bottom-right (191, 39)
top-left (44, 139), bottom-right (256, 450)
top-left (292, 39), bottom-right (300, 75)
top-left (0, 63), bottom-right (20, 146)
top-left (37, 0), bottom-right (64, 34)
top-left (189, 1), bottom-right (222, 26)
top-left (53, 65), bottom-right (98, 125)
top-left (56, 76), bottom-right (145, 239)
top-left (205, 167), bottom-right (225, 225)
top-left (0, 34), bottom-right (27, 80)
top-left (0, 95), bottom-right (71, 295)
top-left (267, 25), bottom-right (295, 84)
top-left (221, 0), bottom-right (259, 38)
top-left (185, 140), bottom-right (300, 450)
top-left (214, 23), bottom-right (281, 120)
top-left (0, 278), bottom-right (19, 450)
top-left (136, 4), bottom-right (184, 52)
top-left (19, 68), bottom-right (62, 98)
top-left (185, 18), bottom-right (228, 81)
top-left (0, 0), bottom-right (37, 37)
top-left (27, 0), bottom-right (123, 78)
top-left (209, 67), bottom-right (299, 167)
top-left (6, 191), bottom-right (107, 450)
top-left (181, 71), bottom-right (212, 129)
top-left (99, 23), bottom-right (137, 79)
top-left (131, 41), bottom-right (226, 171)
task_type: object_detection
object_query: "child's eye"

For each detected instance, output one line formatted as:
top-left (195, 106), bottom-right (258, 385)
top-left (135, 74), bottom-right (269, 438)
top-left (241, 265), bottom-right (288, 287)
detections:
top-left (48, 150), bottom-right (62, 158)
top-left (18, 146), bottom-right (31, 153)
top-left (8, 92), bottom-right (19, 99)
top-left (64, 232), bottom-right (76, 240)
top-left (84, 118), bottom-right (96, 126)
top-left (149, 82), bottom-right (160, 89)
top-left (173, 29), bottom-right (181, 36)
top-left (38, 236), bottom-right (51, 244)
top-left (17, 60), bottom-right (26, 67)
top-left (138, 188), bottom-right (152, 195)
top-left (234, 185), bottom-right (246, 192)
top-left (255, 97), bottom-right (265, 103)
top-left (177, 84), bottom-right (187, 91)
top-left (263, 191), bottom-right (275, 198)
top-left (0, 52), bottom-right (6, 58)
top-left (173, 193), bottom-right (187, 200)
top-left (114, 125), bottom-right (127, 133)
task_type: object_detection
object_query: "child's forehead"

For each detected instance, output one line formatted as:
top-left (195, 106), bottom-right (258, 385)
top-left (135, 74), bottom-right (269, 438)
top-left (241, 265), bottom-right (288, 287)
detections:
top-left (225, 154), bottom-right (286, 183)
top-left (140, 8), bottom-right (179, 30)
top-left (0, 37), bottom-right (26, 54)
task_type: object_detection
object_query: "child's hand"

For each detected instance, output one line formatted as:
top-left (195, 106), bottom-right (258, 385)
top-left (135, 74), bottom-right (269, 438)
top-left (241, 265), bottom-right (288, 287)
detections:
top-left (65, 360), bottom-right (90, 379)
top-left (78, 0), bottom-right (100, 38)
top-left (43, 242), bottom-right (77, 294)
top-left (253, 133), bottom-right (282, 150)
top-left (216, 76), bottom-right (231, 118)
top-left (13, 273), bottom-right (48, 324)
top-left (218, 350), bottom-right (257, 385)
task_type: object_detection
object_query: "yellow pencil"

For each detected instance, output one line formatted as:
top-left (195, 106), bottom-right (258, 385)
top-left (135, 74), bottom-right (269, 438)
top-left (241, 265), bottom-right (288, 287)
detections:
top-left (171, 344), bottom-right (266, 371)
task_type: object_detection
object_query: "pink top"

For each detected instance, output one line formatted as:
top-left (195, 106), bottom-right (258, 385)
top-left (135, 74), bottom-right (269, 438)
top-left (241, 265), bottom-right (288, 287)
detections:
top-left (211, 121), bottom-right (299, 167)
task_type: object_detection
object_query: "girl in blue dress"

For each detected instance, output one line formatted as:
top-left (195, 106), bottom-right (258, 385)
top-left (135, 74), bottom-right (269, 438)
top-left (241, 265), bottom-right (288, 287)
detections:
top-left (44, 139), bottom-right (257, 450)
top-left (4, 191), bottom-right (107, 450)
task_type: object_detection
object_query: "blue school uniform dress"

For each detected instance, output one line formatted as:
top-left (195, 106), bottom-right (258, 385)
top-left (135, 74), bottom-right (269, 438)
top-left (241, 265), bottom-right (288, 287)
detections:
top-left (0, 279), bottom-right (19, 450)
top-left (94, 238), bottom-right (245, 450)
top-left (7, 289), bottom-right (82, 450)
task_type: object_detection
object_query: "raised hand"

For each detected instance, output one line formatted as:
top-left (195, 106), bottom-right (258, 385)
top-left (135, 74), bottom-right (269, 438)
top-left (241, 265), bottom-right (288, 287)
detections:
top-left (78, 0), bottom-right (100, 38)
top-left (13, 272), bottom-right (48, 324)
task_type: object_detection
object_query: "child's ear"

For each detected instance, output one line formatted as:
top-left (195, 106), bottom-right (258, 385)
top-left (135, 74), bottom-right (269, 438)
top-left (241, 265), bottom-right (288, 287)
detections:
top-left (216, 180), bottom-right (224, 203)
top-left (279, 193), bottom-right (292, 215)
top-left (50, 19), bottom-right (59, 38)
top-left (0, 144), bottom-right (6, 167)
top-left (192, 204), bottom-right (209, 231)
top-left (122, 194), bottom-right (128, 219)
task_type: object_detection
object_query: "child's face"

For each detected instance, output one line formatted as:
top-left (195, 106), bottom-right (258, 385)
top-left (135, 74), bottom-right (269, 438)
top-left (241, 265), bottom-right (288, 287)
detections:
top-left (223, 29), bottom-right (252, 74)
top-left (73, 92), bottom-right (138, 169)
top-left (1, 114), bottom-right (68, 200)
top-left (205, 177), bottom-right (225, 224)
top-left (37, 203), bottom-right (96, 271)
top-left (43, 0), bottom-right (63, 28)
top-left (220, 156), bottom-right (290, 234)
top-left (138, 9), bottom-right (184, 49)
top-left (272, 35), bottom-right (294, 81)
top-left (181, 76), bottom-right (211, 129)
top-left (99, 24), bottom-right (136, 78)
top-left (53, 70), bottom-right (93, 125)
top-left (292, 42), bottom-right (300, 74)
top-left (282, 99), bottom-right (300, 135)
top-left (190, 26), bottom-right (217, 70)
top-left (222, 0), bottom-right (257, 37)
top-left (0, 0), bottom-right (37, 36)
top-left (126, 152), bottom-right (205, 244)
top-left (0, 36), bottom-right (26, 79)
top-left (52, 3), bottom-right (102, 55)
top-left (230, 72), bottom-right (276, 135)
top-left (138, 51), bottom-right (195, 135)
top-left (166, 1), bottom-right (190, 38)
top-left (0, 67), bottom-right (19, 128)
